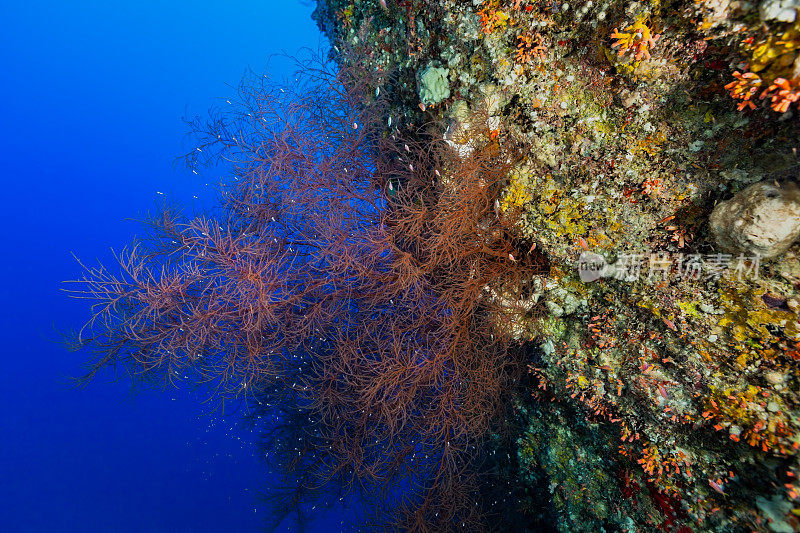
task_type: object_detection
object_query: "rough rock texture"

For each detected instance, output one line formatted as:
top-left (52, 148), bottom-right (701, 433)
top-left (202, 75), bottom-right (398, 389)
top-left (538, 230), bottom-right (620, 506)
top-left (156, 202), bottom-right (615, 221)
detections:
top-left (761, 0), bottom-right (800, 22)
top-left (313, 0), bottom-right (800, 530)
top-left (711, 180), bottom-right (800, 258)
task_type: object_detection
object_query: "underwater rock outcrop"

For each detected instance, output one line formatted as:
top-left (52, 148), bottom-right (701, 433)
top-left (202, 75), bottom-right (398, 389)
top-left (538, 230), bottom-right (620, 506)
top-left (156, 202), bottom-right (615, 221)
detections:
top-left (314, 0), bottom-right (800, 530)
top-left (711, 180), bottom-right (800, 258)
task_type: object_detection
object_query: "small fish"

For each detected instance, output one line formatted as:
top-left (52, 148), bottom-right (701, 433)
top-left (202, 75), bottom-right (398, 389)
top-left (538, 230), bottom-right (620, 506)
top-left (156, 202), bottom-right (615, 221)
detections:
top-left (578, 236), bottom-right (589, 250)
top-left (379, 0), bottom-right (388, 9)
top-left (708, 479), bottom-right (725, 494)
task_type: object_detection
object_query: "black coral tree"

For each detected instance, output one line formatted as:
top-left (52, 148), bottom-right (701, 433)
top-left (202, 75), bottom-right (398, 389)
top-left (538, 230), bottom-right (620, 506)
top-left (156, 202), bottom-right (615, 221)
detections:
top-left (67, 56), bottom-right (546, 531)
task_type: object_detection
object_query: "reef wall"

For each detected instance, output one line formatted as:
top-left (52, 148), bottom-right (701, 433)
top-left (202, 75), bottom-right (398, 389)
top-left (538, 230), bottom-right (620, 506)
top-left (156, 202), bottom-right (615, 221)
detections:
top-left (313, 0), bottom-right (800, 530)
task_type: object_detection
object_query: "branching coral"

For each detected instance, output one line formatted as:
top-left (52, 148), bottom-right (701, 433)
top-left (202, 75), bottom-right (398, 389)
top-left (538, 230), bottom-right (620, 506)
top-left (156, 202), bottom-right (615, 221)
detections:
top-left (69, 57), bottom-right (548, 531)
top-left (725, 72), bottom-right (800, 113)
top-left (610, 19), bottom-right (660, 61)
top-left (762, 76), bottom-right (800, 112)
top-left (724, 71), bottom-right (764, 110)
top-left (478, 0), bottom-right (510, 36)
top-left (726, 20), bottom-right (800, 112)
top-left (110, 0), bottom-right (800, 530)
top-left (514, 31), bottom-right (546, 67)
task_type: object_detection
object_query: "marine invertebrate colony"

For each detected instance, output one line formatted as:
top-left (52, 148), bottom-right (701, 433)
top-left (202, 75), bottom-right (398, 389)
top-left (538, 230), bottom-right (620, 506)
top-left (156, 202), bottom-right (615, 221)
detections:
top-left (610, 19), bottom-right (659, 61)
top-left (724, 71), bottom-right (763, 111)
top-left (68, 55), bottom-right (544, 531)
top-left (418, 64), bottom-right (450, 105)
top-left (725, 19), bottom-right (800, 113)
top-left (68, 0), bottom-right (800, 529)
top-left (312, 0), bottom-right (800, 531)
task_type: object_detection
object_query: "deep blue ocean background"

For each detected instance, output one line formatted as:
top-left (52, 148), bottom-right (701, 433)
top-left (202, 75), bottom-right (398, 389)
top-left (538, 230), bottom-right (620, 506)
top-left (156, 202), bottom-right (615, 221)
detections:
top-left (1, 2), bottom-right (337, 531)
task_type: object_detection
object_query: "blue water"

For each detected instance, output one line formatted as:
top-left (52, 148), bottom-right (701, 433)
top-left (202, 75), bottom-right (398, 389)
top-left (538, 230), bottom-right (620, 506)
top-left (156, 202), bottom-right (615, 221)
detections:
top-left (0, 2), bottom-right (338, 531)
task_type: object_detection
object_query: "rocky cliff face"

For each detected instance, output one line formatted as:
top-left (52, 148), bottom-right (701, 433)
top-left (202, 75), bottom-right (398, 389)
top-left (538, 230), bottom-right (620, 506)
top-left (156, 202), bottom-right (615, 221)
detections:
top-left (314, 0), bottom-right (800, 530)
